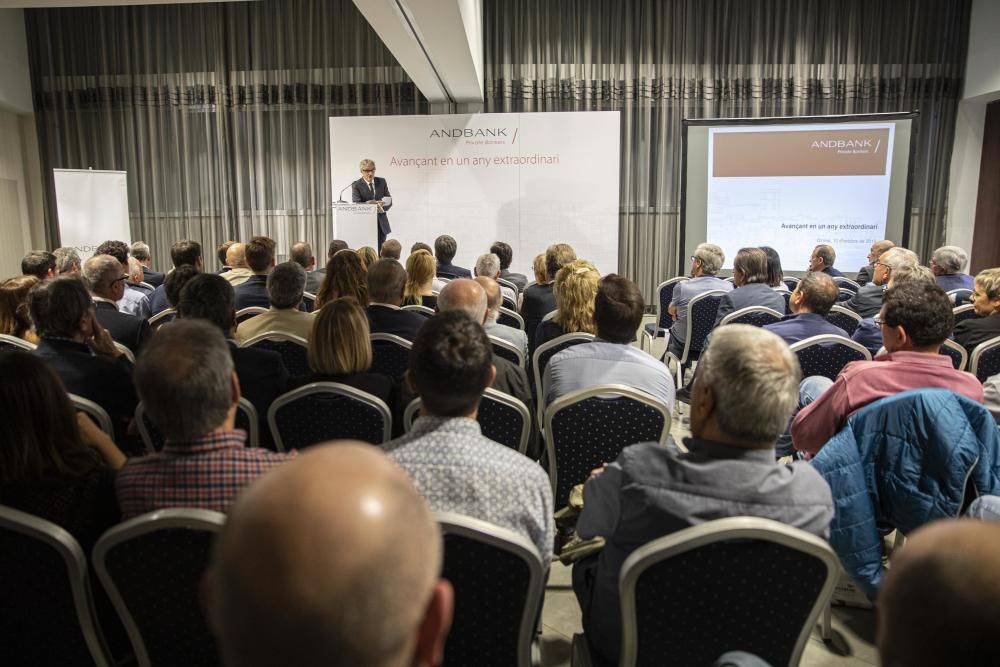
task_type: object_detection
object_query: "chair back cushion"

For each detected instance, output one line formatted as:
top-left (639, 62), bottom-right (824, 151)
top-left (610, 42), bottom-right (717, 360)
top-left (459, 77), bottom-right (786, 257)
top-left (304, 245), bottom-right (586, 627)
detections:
top-left (250, 339), bottom-right (310, 377)
top-left (370, 339), bottom-right (410, 379)
top-left (497, 310), bottom-right (523, 330)
top-left (272, 390), bottom-right (389, 448)
top-left (687, 293), bottom-right (724, 353)
top-left (825, 310), bottom-right (860, 336)
top-left (973, 344), bottom-right (1000, 383)
top-left (477, 395), bottom-right (526, 452)
top-left (794, 342), bottom-right (867, 380)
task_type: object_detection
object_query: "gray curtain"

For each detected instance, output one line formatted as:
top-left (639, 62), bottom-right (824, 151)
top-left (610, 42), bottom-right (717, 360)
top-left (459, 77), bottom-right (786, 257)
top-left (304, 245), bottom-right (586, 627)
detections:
top-left (484, 0), bottom-right (971, 299)
top-left (26, 0), bottom-right (427, 270)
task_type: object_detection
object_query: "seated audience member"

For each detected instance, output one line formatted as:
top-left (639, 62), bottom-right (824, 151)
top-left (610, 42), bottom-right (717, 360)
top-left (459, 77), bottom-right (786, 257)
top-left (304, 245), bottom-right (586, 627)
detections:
top-left (667, 242), bottom-right (732, 357)
top-left (234, 236), bottom-right (278, 310)
top-left (522, 244), bottom-right (577, 350)
top-left (573, 325), bottom-right (834, 664)
top-left (761, 245), bottom-right (789, 292)
top-left (851, 265), bottom-right (936, 354)
top-left (28, 276), bottom-right (138, 442)
top-left (492, 240), bottom-right (528, 290)
top-left (411, 241), bottom-right (433, 255)
top-left (207, 444), bottom-right (452, 667)
top-left (433, 234), bottom-right (471, 278)
top-left (379, 238), bottom-right (402, 262)
top-left (222, 242), bottom-right (252, 286)
top-left (95, 240), bottom-right (148, 316)
top-left (235, 262), bottom-right (314, 343)
top-left (402, 249), bottom-right (437, 309)
top-left (477, 276), bottom-right (528, 361)
top-left (313, 239), bottom-right (349, 283)
top-left (126, 257), bottom-right (153, 297)
top-left (83, 254), bottom-right (151, 354)
top-left (53, 247), bottom-right (81, 275)
top-left (0, 275), bottom-right (40, 344)
top-left (178, 273), bottom-right (289, 432)
top-left (289, 296), bottom-right (394, 407)
top-left (215, 241), bottom-right (235, 274)
top-left (474, 253), bottom-right (517, 307)
top-left (116, 319), bottom-right (294, 518)
top-left (844, 246), bottom-right (918, 318)
top-left (0, 351), bottom-right (125, 551)
top-left (807, 244), bottom-right (843, 277)
top-left (437, 279), bottom-right (535, 451)
top-left (357, 246), bottom-right (378, 272)
top-left (544, 274), bottom-right (674, 409)
top-left (141, 239), bottom-right (203, 317)
top-left (130, 241), bottom-right (164, 286)
top-left (791, 281), bottom-right (983, 457)
top-left (878, 519), bottom-right (1000, 667)
top-left (316, 247), bottom-right (368, 309)
top-left (763, 272), bottom-right (846, 344)
top-left (367, 258), bottom-right (425, 341)
top-left (713, 247), bottom-right (786, 325)
top-left (533, 259), bottom-right (600, 355)
top-left (930, 245), bottom-right (975, 293)
top-left (856, 240), bottom-right (895, 286)
top-left (953, 268), bottom-right (1000, 354)
top-left (21, 250), bottom-right (56, 280)
top-left (290, 241), bottom-right (322, 293)
top-left (386, 310), bottom-right (553, 563)
top-left (162, 264), bottom-right (200, 311)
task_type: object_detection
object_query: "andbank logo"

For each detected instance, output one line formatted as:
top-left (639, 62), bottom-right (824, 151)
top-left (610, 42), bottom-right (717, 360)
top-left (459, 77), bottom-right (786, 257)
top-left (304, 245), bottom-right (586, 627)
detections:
top-left (810, 137), bottom-right (881, 153)
top-left (429, 128), bottom-right (511, 139)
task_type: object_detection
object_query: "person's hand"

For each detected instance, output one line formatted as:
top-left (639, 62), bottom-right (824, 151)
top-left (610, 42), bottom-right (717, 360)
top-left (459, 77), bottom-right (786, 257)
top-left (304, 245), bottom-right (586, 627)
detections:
top-left (88, 319), bottom-right (121, 358)
top-left (76, 412), bottom-right (127, 469)
top-left (590, 465), bottom-right (606, 479)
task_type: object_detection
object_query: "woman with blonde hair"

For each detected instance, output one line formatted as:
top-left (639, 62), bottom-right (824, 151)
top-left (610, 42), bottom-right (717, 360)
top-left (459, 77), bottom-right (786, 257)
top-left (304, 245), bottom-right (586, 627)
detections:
top-left (290, 297), bottom-right (394, 406)
top-left (0, 275), bottom-right (40, 344)
top-left (522, 244), bottom-right (577, 350)
top-left (403, 249), bottom-right (437, 308)
top-left (533, 259), bottom-right (600, 354)
top-left (315, 249), bottom-right (368, 308)
top-left (954, 267), bottom-right (1000, 354)
top-left (357, 246), bottom-right (378, 271)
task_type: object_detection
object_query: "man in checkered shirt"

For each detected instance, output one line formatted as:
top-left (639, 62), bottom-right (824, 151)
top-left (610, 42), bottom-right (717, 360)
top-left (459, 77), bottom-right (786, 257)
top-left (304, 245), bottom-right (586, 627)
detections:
top-left (116, 319), bottom-right (294, 518)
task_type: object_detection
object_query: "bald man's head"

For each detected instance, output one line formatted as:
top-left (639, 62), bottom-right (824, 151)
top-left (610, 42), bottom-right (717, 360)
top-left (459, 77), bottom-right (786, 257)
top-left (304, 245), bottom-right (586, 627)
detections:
top-left (879, 519), bottom-right (1000, 667)
top-left (225, 243), bottom-right (247, 269)
top-left (437, 278), bottom-right (487, 324)
top-left (208, 443), bottom-right (451, 667)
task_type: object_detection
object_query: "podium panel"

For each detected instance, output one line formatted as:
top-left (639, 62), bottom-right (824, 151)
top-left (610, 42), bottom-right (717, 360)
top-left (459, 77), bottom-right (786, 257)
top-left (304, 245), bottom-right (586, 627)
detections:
top-left (332, 203), bottom-right (377, 249)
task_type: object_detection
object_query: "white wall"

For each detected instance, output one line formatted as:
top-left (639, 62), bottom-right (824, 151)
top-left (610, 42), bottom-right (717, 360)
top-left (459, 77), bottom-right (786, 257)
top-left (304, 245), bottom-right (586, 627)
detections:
top-left (964, 0), bottom-right (1000, 102)
top-left (0, 9), bottom-right (31, 114)
top-left (0, 109), bottom-right (36, 277)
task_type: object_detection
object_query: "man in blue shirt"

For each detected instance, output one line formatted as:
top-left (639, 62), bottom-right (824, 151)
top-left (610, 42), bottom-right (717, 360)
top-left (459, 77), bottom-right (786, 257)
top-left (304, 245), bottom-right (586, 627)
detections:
top-left (930, 245), bottom-right (975, 293)
top-left (807, 244), bottom-right (844, 278)
top-left (764, 271), bottom-right (849, 344)
top-left (667, 243), bottom-right (732, 358)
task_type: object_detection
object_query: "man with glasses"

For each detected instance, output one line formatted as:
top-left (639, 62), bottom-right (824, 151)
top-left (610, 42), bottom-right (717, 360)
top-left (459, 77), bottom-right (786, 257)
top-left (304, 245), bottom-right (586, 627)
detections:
top-left (791, 281), bottom-right (983, 457)
top-left (666, 243), bottom-right (732, 358)
top-left (82, 253), bottom-right (151, 353)
top-left (844, 246), bottom-right (919, 318)
top-left (855, 239), bottom-right (895, 286)
top-left (351, 158), bottom-right (393, 249)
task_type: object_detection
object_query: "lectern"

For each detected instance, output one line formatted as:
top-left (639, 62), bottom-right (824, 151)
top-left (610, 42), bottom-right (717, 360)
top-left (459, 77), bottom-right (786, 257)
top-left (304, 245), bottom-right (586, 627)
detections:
top-left (332, 203), bottom-right (377, 249)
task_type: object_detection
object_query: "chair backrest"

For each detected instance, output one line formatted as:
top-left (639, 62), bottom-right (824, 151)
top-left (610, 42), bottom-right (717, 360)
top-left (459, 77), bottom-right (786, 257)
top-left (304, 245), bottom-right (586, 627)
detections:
top-left (69, 394), bottom-right (115, 440)
top-left (113, 342), bottom-right (136, 364)
top-left (947, 288), bottom-right (972, 304)
top-left (531, 332), bottom-right (596, 427)
top-left (673, 290), bottom-right (726, 364)
top-left (833, 276), bottom-right (860, 293)
top-left (497, 307), bottom-right (525, 330)
top-left (501, 295), bottom-right (518, 311)
top-left (0, 506), bottom-right (112, 666)
top-left (544, 385), bottom-right (671, 509)
top-left (436, 512), bottom-right (544, 667)
top-left (497, 277), bottom-right (520, 295)
top-left (789, 335), bottom-right (872, 381)
top-left (940, 338), bottom-right (968, 371)
top-left (618, 517), bottom-right (838, 667)
top-left (147, 308), bottom-right (176, 329)
top-left (718, 306), bottom-right (783, 327)
top-left (490, 335), bottom-right (525, 368)
top-left (970, 335), bottom-right (1000, 383)
top-left (268, 382), bottom-right (392, 451)
top-left (437, 270), bottom-right (458, 280)
top-left (370, 333), bottom-right (412, 380)
top-left (401, 304), bottom-right (435, 317)
top-left (138, 281), bottom-right (155, 291)
top-left (782, 276), bottom-right (801, 292)
top-left (235, 306), bottom-right (267, 324)
top-left (825, 305), bottom-right (862, 336)
top-left (136, 397), bottom-right (260, 454)
top-left (781, 290), bottom-right (792, 315)
top-left (723, 276), bottom-right (736, 284)
top-left (541, 309), bottom-right (558, 322)
top-left (301, 291), bottom-right (316, 312)
top-left (0, 333), bottom-right (36, 351)
top-left (654, 277), bottom-right (689, 329)
top-left (93, 509), bottom-right (225, 667)
top-left (953, 303), bottom-right (980, 326)
top-left (404, 389), bottom-right (531, 455)
top-left (240, 331), bottom-right (310, 377)
top-left (836, 287), bottom-right (855, 302)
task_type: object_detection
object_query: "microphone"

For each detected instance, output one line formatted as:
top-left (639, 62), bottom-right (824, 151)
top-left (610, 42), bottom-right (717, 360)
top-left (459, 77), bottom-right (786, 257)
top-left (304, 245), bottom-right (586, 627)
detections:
top-left (337, 181), bottom-right (354, 203)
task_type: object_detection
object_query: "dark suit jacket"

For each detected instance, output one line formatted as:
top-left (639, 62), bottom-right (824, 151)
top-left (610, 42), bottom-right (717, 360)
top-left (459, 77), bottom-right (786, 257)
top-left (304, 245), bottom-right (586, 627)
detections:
top-left (954, 313), bottom-right (1000, 354)
top-left (713, 283), bottom-right (786, 327)
top-left (500, 269), bottom-right (528, 291)
top-left (234, 275), bottom-right (270, 311)
top-left (367, 305), bottom-right (425, 341)
top-left (304, 271), bottom-right (323, 294)
top-left (521, 283), bottom-right (556, 350)
top-left (844, 283), bottom-right (884, 319)
top-left (140, 284), bottom-right (170, 319)
top-left (351, 176), bottom-right (392, 235)
top-left (822, 266), bottom-right (845, 278)
top-left (856, 265), bottom-right (874, 286)
top-left (94, 300), bottom-right (151, 353)
top-left (490, 354), bottom-right (540, 459)
top-left (436, 261), bottom-right (471, 279)
top-left (763, 313), bottom-right (849, 345)
top-left (228, 341), bottom-right (289, 445)
top-left (142, 268), bottom-right (164, 287)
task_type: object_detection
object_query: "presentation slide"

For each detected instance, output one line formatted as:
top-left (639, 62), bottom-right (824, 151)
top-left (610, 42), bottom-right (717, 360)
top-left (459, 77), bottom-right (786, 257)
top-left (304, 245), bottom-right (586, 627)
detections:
top-left (330, 112), bottom-right (621, 278)
top-left (683, 116), bottom-right (914, 274)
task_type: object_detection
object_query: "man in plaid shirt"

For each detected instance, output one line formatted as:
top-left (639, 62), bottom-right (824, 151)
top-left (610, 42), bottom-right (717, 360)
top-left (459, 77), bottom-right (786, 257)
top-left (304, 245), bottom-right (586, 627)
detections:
top-left (116, 319), bottom-right (294, 518)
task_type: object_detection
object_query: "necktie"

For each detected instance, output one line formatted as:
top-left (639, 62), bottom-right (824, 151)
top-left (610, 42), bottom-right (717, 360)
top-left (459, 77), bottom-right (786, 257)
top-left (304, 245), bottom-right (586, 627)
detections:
top-left (370, 181), bottom-right (375, 196)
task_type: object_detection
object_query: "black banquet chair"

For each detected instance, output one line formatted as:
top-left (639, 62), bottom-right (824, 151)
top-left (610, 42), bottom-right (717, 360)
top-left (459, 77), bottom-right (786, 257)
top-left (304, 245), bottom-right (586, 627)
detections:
top-left (136, 397), bottom-right (261, 453)
top-left (663, 290), bottom-right (726, 388)
top-left (404, 388), bottom-right (532, 455)
top-left (825, 305), bottom-right (862, 336)
top-left (640, 277), bottom-right (688, 353)
top-left (370, 333), bottom-right (412, 380)
top-left (970, 335), bottom-right (1000, 383)
top-left (719, 306), bottom-right (783, 327)
top-left (268, 382), bottom-right (392, 450)
top-left (0, 333), bottom-right (36, 351)
top-left (240, 331), bottom-right (311, 378)
top-left (789, 335), bottom-right (872, 381)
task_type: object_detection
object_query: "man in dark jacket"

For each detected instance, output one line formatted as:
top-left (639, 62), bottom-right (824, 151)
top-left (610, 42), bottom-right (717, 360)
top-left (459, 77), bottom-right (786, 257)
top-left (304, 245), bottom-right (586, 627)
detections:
top-left (83, 254), bottom-right (150, 354)
top-left (366, 259), bottom-right (426, 341)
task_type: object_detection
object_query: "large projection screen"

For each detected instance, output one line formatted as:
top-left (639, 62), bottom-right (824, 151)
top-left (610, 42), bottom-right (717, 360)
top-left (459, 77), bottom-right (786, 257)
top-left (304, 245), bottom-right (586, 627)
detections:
top-left (682, 113), bottom-right (916, 275)
top-left (330, 112), bottom-right (621, 277)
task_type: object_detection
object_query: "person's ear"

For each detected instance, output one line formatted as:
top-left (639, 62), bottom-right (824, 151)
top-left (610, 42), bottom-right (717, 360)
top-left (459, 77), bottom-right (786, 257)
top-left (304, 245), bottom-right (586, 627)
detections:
top-left (404, 369), bottom-right (419, 396)
top-left (689, 377), bottom-right (714, 436)
top-left (487, 364), bottom-right (497, 388)
top-left (412, 580), bottom-right (453, 667)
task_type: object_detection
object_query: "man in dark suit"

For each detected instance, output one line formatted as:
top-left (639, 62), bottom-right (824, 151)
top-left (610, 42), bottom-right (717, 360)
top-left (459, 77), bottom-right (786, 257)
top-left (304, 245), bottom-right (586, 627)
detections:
top-left (807, 244), bottom-right (844, 278)
top-left (367, 259), bottom-right (426, 341)
top-left (845, 246), bottom-right (918, 319)
top-left (351, 158), bottom-right (392, 249)
top-left (763, 272), bottom-right (849, 344)
top-left (290, 241), bottom-right (323, 294)
top-left (433, 235), bottom-right (471, 278)
top-left (178, 273), bottom-right (289, 447)
top-left (234, 236), bottom-right (277, 311)
top-left (130, 241), bottom-right (165, 287)
top-left (312, 239), bottom-right (349, 285)
top-left (83, 254), bottom-right (151, 354)
top-left (491, 241), bottom-right (528, 290)
top-left (140, 240), bottom-right (203, 318)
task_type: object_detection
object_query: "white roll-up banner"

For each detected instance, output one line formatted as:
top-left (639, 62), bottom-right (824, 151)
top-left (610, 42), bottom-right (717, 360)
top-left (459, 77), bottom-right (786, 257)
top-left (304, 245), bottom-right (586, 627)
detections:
top-left (54, 169), bottom-right (131, 261)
